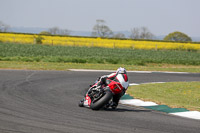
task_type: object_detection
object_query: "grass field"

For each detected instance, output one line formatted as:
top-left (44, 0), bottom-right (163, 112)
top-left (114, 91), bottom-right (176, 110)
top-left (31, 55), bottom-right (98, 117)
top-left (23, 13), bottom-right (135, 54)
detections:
top-left (127, 82), bottom-right (200, 111)
top-left (1, 32), bottom-right (200, 51)
top-left (1, 43), bottom-right (200, 66)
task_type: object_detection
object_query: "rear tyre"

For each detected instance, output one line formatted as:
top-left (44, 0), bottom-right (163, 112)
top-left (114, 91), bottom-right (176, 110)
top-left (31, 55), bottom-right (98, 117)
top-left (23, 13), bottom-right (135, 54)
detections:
top-left (90, 90), bottom-right (113, 110)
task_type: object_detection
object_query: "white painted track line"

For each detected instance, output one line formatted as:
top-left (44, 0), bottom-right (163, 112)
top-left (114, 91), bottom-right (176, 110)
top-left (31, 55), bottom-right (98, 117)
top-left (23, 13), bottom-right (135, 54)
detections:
top-left (170, 111), bottom-right (200, 120)
top-left (120, 99), bottom-right (158, 106)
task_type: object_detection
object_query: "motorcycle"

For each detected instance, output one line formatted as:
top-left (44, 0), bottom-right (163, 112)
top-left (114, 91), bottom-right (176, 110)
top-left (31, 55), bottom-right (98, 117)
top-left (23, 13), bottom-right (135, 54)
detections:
top-left (79, 78), bottom-right (125, 110)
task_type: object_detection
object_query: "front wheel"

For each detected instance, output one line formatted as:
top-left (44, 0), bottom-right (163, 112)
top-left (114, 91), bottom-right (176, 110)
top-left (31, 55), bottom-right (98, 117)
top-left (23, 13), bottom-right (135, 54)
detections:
top-left (78, 99), bottom-right (84, 107)
top-left (90, 90), bottom-right (113, 110)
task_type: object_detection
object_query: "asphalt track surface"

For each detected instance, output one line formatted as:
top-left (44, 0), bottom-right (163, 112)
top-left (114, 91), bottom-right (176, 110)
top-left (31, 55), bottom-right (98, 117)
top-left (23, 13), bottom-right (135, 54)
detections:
top-left (0, 69), bottom-right (200, 133)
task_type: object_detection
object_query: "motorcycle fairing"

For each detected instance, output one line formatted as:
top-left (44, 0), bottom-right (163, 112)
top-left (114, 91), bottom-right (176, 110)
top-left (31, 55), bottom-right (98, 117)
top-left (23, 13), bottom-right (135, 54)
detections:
top-left (83, 94), bottom-right (91, 107)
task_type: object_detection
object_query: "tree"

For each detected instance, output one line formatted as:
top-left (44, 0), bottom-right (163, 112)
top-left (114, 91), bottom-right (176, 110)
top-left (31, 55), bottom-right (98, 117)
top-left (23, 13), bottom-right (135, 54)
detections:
top-left (91, 19), bottom-right (113, 38)
top-left (130, 28), bottom-right (140, 39)
top-left (35, 36), bottom-right (44, 44)
top-left (0, 21), bottom-right (10, 32)
top-left (39, 31), bottom-right (51, 35)
top-left (48, 27), bottom-right (59, 35)
top-left (164, 31), bottom-right (192, 42)
top-left (48, 27), bottom-right (71, 35)
top-left (140, 27), bottom-right (154, 39)
top-left (113, 33), bottom-right (125, 39)
top-left (130, 27), bottom-right (154, 39)
top-left (59, 29), bottom-right (71, 35)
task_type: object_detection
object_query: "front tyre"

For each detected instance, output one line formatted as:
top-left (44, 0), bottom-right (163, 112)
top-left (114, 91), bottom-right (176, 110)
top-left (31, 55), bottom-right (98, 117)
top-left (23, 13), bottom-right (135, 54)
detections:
top-left (90, 90), bottom-right (113, 110)
top-left (78, 99), bottom-right (84, 107)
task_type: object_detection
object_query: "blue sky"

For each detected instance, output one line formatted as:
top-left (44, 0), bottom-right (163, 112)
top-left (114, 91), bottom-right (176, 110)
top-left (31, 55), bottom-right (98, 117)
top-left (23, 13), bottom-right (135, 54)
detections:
top-left (0, 0), bottom-right (200, 36)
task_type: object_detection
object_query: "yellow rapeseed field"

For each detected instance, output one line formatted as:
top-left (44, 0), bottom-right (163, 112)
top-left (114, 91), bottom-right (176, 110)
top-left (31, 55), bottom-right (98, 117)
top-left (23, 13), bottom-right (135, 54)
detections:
top-left (0, 32), bottom-right (200, 50)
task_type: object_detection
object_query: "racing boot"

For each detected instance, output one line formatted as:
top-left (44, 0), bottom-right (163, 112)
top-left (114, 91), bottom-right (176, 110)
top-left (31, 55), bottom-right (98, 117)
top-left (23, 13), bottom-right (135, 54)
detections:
top-left (111, 102), bottom-right (118, 109)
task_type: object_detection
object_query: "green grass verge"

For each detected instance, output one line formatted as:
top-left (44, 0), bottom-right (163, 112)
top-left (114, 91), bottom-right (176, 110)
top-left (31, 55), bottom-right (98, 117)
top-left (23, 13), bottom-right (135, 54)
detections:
top-left (0, 61), bottom-right (200, 73)
top-left (127, 82), bottom-right (200, 111)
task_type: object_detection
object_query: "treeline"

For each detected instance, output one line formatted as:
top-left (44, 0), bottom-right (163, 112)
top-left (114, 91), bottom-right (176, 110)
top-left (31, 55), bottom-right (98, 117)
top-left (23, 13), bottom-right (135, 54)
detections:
top-left (0, 20), bottom-right (193, 42)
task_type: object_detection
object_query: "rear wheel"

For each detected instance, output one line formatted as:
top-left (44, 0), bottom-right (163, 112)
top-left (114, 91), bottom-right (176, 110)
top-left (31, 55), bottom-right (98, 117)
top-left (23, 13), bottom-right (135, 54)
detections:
top-left (90, 90), bottom-right (113, 110)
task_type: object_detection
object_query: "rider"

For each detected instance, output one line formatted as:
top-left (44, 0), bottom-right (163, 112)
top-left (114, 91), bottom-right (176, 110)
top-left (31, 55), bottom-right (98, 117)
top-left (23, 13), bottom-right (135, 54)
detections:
top-left (81, 67), bottom-right (129, 109)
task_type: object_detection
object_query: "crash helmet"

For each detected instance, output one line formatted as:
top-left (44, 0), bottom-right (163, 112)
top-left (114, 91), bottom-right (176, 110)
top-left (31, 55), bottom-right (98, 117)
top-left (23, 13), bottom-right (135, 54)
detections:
top-left (116, 67), bottom-right (127, 74)
top-left (116, 67), bottom-right (129, 89)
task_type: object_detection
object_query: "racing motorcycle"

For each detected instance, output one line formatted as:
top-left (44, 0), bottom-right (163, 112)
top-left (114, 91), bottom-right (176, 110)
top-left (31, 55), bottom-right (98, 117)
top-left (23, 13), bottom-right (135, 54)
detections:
top-left (78, 78), bottom-right (125, 110)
